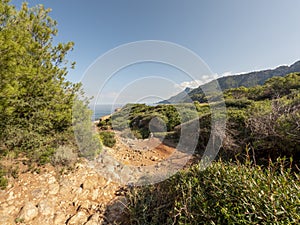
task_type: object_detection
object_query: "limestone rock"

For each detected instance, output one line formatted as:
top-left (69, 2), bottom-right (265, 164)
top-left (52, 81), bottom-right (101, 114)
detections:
top-left (18, 202), bottom-right (38, 222)
top-left (38, 199), bottom-right (55, 216)
top-left (54, 212), bottom-right (67, 224)
top-left (84, 213), bottom-right (104, 225)
top-left (84, 220), bottom-right (100, 225)
top-left (31, 188), bottom-right (44, 199)
top-left (67, 211), bottom-right (88, 225)
top-left (48, 182), bottom-right (60, 195)
top-left (0, 216), bottom-right (15, 225)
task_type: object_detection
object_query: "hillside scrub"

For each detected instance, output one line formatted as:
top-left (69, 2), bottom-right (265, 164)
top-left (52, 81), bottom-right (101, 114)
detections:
top-left (99, 131), bottom-right (116, 148)
top-left (124, 158), bottom-right (300, 225)
top-left (105, 73), bottom-right (300, 165)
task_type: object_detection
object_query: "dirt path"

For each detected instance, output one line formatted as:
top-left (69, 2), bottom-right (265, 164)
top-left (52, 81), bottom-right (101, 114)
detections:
top-left (110, 133), bottom-right (176, 166)
top-left (0, 131), bottom-right (192, 224)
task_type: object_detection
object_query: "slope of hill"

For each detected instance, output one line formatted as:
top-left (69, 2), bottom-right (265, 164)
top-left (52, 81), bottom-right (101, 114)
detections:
top-left (161, 60), bottom-right (300, 103)
top-left (159, 87), bottom-right (193, 104)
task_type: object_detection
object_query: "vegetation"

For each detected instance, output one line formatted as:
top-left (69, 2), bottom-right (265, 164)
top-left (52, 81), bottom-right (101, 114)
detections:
top-left (1, 1), bottom-right (299, 223)
top-left (0, 167), bottom-right (8, 190)
top-left (99, 131), bottom-right (116, 148)
top-left (102, 72), bottom-right (300, 165)
top-left (0, 1), bottom-right (101, 165)
top-left (99, 103), bottom-right (201, 139)
top-left (162, 61), bottom-right (300, 103)
top-left (125, 158), bottom-right (300, 225)
top-left (118, 72), bottom-right (300, 224)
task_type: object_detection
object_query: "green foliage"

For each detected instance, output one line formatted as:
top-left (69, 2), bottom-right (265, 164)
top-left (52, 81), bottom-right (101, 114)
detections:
top-left (225, 73), bottom-right (300, 101)
top-left (246, 94), bottom-right (300, 163)
top-left (110, 103), bottom-right (199, 139)
top-left (0, 167), bottom-right (8, 190)
top-left (0, 1), bottom-right (96, 164)
top-left (73, 99), bottom-right (102, 159)
top-left (99, 131), bottom-right (116, 148)
top-left (51, 145), bottom-right (77, 166)
top-left (125, 159), bottom-right (300, 225)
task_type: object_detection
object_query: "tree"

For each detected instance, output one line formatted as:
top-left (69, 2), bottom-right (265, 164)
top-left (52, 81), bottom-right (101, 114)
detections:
top-left (0, 1), bottom-right (99, 163)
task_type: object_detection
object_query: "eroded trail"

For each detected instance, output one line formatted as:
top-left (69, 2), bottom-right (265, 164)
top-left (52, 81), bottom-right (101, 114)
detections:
top-left (0, 133), bottom-right (190, 225)
top-left (110, 133), bottom-right (176, 166)
top-left (0, 159), bottom-right (124, 225)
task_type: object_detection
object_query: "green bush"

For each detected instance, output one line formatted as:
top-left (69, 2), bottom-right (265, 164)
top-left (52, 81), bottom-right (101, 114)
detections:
top-left (99, 131), bottom-right (116, 148)
top-left (0, 168), bottom-right (8, 190)
top-left (125, 158), bottom-right (300, 225)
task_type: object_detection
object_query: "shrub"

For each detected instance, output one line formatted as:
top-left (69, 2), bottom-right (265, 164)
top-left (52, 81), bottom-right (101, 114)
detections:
top-left (0, 168), bottom-right (8, 190)
top-left (99, 131), bottom-right (116, 148)
top-left (124, 158), bottom-right (300, 225)
top-left (51, 145), bottom-right (77, 166)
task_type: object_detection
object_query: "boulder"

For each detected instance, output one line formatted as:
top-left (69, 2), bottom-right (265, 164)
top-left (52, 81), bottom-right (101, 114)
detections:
top-left (38, 199), bottom-right (55, 216)
top-left (67, 211), bottom-right (88, 225)
top-left (18, 202), bottom-right (38, 222)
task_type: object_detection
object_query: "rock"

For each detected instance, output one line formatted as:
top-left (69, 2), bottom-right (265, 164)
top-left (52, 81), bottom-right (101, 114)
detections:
top-left (67, 211), bottom-right (88, 225)
top-left (59, 179), bottom-right (72, 195)
top-left (105, 197), bottom-right (127, 223)
top-left (18, 202), bottom-right (38, 222)
top-left (91, 189), bottom-right (99, 200)
top-left (32, 215), bottom-right (54, 224)
top-left (82, 175), bottom-right (99, 190)
top-left (31, 188), bottom-right (44, 199)
top-left (7, 191), bottom-right (15, 201)
top-left (38, 199), bottom-right (54, 216)
top-left (48, 182), bottom-right (60, 195)
top-left (150, 156), bottom-right (159, 161)
top-left (47, 175), bottom-right (56, 184)
top-left (84, 220), bottom-right (99, 225)
top-left (0, 216), bottom-right (15, 225)
top-left (54, 212), bottom-right (67, 224)
top-left (0, 204), bottom-right (17, 215)
top-left (86, 213), bottom-right (105, 225)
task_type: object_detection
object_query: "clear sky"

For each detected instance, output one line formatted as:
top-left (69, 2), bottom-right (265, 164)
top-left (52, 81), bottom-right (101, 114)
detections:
top-left (11, 0), bottom-right (300, 104)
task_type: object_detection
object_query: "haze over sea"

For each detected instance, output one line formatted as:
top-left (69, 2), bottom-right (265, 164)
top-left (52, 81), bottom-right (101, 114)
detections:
top-left (90, 104), bottom-right (124, 121)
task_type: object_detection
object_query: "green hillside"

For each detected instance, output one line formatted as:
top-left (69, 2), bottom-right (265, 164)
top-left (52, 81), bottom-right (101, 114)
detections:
top-left (116, 72), bottom-right (300, 225)
top-left (161, 60), bottom-right (300, 103)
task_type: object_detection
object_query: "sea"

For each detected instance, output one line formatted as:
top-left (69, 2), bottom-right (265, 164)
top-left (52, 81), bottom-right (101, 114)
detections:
top-left (90, 104), bottom-right (124, 121)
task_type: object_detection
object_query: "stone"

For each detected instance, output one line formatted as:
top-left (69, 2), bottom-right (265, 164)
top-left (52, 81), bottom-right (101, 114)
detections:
top-left (32, 215), bottom-right (54, 224)
top-left (54, 212), bottom-right (67, 224)
top-left (84, 220), bottom-right (99, 225)
top-left (47, 175), bottom-right (56, 184)
top-left (38, 199), bottom-right (54, 216)
top-left (150, 156), bottom-right (159, 161)
top-left (48, 182), bottom-right (60, 195)
top-left (7, 191), bottom-right (15, 201)
top-left (82, 175), bottom-right (99, 190)
top-left (67, 211), bottom-right (88, 225)
top-left (18, 202), bottom-right (38, 222)
top-left (0, 216), bottom-right (15, 225)
top-left (91, 189), bottom-right (99, 200)
top-left (31, 188), bottom-right (44, 199)
top-left (0, 205), bottom-right (17, 215)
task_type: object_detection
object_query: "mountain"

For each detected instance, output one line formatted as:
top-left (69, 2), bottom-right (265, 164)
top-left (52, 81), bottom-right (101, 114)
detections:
top-left (159, 87), bottom-right (193, 104)
top-left (160, 60), bottom-right (300, 103)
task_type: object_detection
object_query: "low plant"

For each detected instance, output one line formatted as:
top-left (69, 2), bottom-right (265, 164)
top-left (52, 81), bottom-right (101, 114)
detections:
top-left (51, 145), bottom-right (77, 166)
top-left (125, 158), bottom-right (300, 224)
top-left (99, 131), bottom-right (116, 148)
top-left (0, 168), bottom-right (8, 190)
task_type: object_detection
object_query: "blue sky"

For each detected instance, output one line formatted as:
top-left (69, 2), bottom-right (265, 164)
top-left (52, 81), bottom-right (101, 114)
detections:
top-left (11, 0), bottom-right (300, 103)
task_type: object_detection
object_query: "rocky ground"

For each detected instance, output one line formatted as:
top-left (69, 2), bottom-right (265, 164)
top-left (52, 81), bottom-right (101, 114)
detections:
top-left (0, 133), bottom-right (187, 224)
top-left (0, 158), bottom-right (125, 225)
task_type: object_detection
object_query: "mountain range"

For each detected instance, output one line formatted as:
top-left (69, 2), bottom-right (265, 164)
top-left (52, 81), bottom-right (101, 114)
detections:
top-left (160, 60), bottom-right (300, 103)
